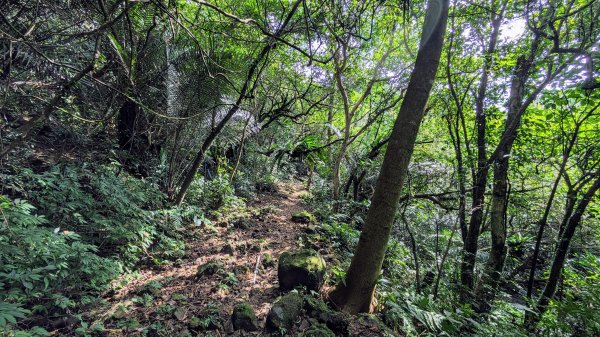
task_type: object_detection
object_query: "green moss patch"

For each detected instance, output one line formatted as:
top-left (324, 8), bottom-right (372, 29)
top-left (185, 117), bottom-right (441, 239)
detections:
top-left (278, 249), bottom-right (326, 291)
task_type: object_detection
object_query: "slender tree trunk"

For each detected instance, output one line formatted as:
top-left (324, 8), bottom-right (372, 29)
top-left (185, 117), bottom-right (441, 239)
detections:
top-left (328, 0), bottom-right (449, 314)
top-left (331, 43), bottom-right (350, 201)
top-left (327, 83), bottom-right (335, 143)
top-left (230, 115), bottom-right (252, 182)
top-left (306, 165), bottom-right (314, 190)
top-left (346, 137), bottom-right (390, 200)
top-left (526, 126), bottom-right (580, 299)
top-left (352, 173), bottom-right (362, 200)
top-left (332, 141), bottom-right (348, 200)
top-left (459, 5), bottom-right (503, 299)
top-left (403, 208), bottom-right (421, 293)
top-left (444, 15), bottom-right (469, 244)
top-left (557, 188), bottom-right (577, 239)
top-left (460, 172), bottom-right (486, 297)
top-left (485, 56), bottom-right (528, 275)
top-left (525, 172), bottom-right (600, 327)
top-left (117, 100), bottom-right (140, 151)
top-left (167, 123), bottom-right (184, 198)
top-left (343, 171), bottom-right (355, 197)
top-left (474, 153), bottom-right (509, 312)
top-left (175, 0), bottom-right (302, 205)
top-left (433, 223), bottom-right (457, 299)
top-left (445, 112), bottom-right (467, 243)
top-left (331, 40), bottom-right (394, 201)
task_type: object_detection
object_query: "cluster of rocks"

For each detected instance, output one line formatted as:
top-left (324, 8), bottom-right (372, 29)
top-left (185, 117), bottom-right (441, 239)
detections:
top-left (195, 210), bottom-right (394, 336)
top-left (229, 246), bottom-right (338, 335)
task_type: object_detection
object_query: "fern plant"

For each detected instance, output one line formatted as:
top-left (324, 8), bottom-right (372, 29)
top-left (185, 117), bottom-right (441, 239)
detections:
top-left (382, 291), bottom-right (463, 336)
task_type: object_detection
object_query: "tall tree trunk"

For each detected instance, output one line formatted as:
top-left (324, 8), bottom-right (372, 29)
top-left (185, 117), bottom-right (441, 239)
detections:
top-left (445, 109), bottom-right (467, 243)
top-left (474, 152), bottom-right (509, 312)
top-left (474, 28), bottom-right (547, 308)
top-left (459, 4), bottom-right (504, 299)
top-left (474, 56), bottom-right (529, 312)
top-left (328, 0), bottom-right (449, 314)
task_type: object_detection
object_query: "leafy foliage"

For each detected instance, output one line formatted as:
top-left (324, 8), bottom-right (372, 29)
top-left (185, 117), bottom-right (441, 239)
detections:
top-left (1, 0), bottom-right (600, 335)
top-left (0, 195), bottom-right (121, 329)
top-left (0, 164), bottom-right (207, 332)
top-left (3, 164), bottom-right (186, 264)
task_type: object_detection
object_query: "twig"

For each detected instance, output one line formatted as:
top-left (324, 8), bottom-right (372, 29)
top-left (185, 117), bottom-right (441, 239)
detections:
top-left (252, 250), bottom-right (262, 285)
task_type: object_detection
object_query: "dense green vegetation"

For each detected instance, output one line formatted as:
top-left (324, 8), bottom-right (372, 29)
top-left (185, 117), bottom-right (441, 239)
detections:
top-left (1, 0), bottom-right (599, 336)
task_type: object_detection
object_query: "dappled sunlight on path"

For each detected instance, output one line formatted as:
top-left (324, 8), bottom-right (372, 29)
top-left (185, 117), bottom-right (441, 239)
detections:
top-left (89, 181), bottom-right (311, 335)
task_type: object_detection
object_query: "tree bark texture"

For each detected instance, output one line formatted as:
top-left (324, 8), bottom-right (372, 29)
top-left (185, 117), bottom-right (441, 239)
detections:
top-left (328, 0), bottom-right (449, 314)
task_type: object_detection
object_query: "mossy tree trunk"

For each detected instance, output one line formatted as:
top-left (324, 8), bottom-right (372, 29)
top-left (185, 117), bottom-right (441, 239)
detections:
top-left (328, 0), bottom-right (449, 314)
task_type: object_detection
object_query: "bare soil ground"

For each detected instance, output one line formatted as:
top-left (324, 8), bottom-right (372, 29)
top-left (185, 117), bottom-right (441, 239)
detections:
top-left (88, 181), bottom-right (314, 336)
top-left (82, 181), bottom-right (392, 337)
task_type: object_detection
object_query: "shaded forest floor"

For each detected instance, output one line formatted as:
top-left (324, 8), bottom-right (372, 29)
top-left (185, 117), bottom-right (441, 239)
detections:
top-left (82, 181), bottom-right (341, 336)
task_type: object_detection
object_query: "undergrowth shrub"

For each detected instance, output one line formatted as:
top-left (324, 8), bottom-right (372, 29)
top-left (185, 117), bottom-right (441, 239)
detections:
top-left (303, 178), bottom-right (334, 219)
top-left (382, 291), bottom-right (463, 336)
top-left (321, 222), bottom-right (359, 256)
top-left (381, 287), bottom-right (533, 336)
top-left (303, 178), bottom-right (369, 229)
top-left (254, 173), bottom-right (278, 193)
top-left (537, 253), bottom-right (600, 336)
top-left (0, 196), bottom-right (121, 332)
top-left (2, 164), bottom-right (191, 265)
top-left (231, 171), bottom-right (256, 199)
top-left (0, 164), bottom-right (205, 332)
top-left (186, 174), bottom-right (237, 211)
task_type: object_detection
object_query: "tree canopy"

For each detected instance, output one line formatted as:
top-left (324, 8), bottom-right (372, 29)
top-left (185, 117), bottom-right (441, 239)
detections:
top-left (1, 0), bottom-right (600, 336)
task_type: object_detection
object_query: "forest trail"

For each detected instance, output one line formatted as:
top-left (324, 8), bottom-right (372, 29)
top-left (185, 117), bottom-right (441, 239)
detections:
top-left (89, 181), bottom-right (315, 335)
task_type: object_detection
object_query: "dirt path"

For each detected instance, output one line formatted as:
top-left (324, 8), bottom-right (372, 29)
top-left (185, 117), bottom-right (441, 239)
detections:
top-left (91, 181), bottom-right (312, 336)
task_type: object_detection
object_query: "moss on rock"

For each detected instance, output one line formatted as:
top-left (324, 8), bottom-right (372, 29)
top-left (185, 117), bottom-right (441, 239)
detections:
top-left (305, 323), bottom-right (336, 337)
top-left (231, 303), bottom-right (258, 331)
top-left (278, 249), bottom-right (326, 291)
top-left (267, 292), bottom-right (303, 331)
top-left (196, 259), bottom-right (224, 278)
top-left (291, 211), bottom-right (316, 223)
top-left (304, 296), bottom-right (330, 318)
top-left (221, 243), bottom-right (235, 255)
top-left (262, 252), bottom-right (275, 268)
top-left (303, 294), bottom-right (350, 336)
